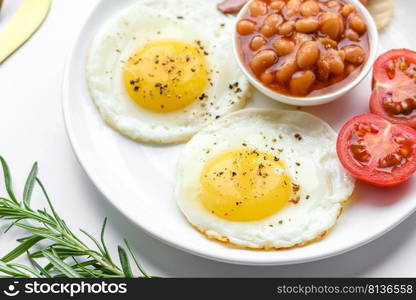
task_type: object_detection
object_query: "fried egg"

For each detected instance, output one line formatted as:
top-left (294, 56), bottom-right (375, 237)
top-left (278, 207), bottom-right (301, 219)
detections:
top-left (86, 0), bottom-right (249, 144)
top-left (175, 109), bottom-right (355, 249)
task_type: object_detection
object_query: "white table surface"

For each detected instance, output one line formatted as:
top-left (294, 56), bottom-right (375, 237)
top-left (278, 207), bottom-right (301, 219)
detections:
top-left (0, 0), bottom-right (415, 277)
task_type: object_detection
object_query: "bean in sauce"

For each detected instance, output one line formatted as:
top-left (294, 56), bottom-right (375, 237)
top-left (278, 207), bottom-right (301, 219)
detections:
top-left (236, 0), bottom-right (369, 97)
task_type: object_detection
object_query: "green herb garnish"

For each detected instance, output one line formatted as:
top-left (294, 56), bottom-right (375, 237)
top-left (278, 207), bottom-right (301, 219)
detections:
top-left (0, 156), bottom-right (150, 278)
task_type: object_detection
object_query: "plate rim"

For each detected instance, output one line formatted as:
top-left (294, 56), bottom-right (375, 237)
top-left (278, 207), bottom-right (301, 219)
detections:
top-left (61, 0), bottom-right (416, 266)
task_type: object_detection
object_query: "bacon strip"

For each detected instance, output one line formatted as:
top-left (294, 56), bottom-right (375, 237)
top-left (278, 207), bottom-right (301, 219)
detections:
top-left (217, 0), bottom-right (249, 14)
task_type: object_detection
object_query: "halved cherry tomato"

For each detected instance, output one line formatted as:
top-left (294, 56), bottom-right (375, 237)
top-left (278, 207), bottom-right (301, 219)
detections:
top-left (370, 49), bottom-right (416, 129)
top-left (337, 113), bottom-right (416, 187)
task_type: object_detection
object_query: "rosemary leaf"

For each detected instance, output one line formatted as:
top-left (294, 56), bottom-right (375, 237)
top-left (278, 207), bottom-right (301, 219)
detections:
top-left (125, 239), bottom-right (150, 278)
top-left (0, 261), bottom-right (29, 277)
top-left (0, 157), bottom-right (18, 204)
top-left (42, 250), bottom-right (82, 278)
top-left (28, 253), bottom-right (52, 278)
top-left (9, 263), bottom-right (42, 278)
top-left (100, 218), bottom-right (114, 265)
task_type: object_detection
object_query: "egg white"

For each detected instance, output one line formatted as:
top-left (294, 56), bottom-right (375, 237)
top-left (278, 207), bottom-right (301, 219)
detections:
top-left (175, 109), bottom-right (355, 249)
top-left (86, 0), bottom-right (249, 144)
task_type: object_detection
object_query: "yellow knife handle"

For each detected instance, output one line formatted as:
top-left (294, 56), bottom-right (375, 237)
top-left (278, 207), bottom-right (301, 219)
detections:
top-left (0, 0), bottom-right (51, 64)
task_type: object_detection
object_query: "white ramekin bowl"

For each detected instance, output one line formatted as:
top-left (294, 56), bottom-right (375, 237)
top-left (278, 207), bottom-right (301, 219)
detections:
top-left (232, 0), bottom-right (379, 106)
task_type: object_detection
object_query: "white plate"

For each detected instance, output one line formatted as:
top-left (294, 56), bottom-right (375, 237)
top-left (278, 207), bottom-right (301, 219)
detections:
top-left (63, 0), bottom-right (416, 265)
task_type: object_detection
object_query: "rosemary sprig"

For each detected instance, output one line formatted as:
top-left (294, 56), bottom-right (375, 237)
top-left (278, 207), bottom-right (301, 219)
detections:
top-left (0, 156), bottom-right (150, 278)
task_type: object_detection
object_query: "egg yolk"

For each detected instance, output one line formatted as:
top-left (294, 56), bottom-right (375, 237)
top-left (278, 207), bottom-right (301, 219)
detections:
top-left (200, 149), bottom-right (292, 222)
top-left (123, 40), bottom-right (208, 113)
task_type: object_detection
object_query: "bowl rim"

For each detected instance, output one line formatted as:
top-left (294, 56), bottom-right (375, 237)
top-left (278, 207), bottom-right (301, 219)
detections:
top-left (232, 0), bottom-right (379, 106)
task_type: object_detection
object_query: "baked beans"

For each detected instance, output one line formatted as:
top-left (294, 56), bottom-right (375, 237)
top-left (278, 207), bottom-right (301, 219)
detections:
top-left (236, 0), bottom-right (369, 97)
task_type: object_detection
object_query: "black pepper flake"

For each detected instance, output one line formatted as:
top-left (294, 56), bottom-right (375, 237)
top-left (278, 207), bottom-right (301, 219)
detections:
top-left (274, 156), bottom-right (280, 162)
top-left (306, 195), bottom-right (310, 200)
top-left (215, 115), bottom-right (220, 119)
top-left (294, 133), bottom-right (303, 141)
top-left (296, 162), bottom-right (301, 166)
top-left (134, 86), bottom-right (139, 92)
top-left (177, 16), bottom-right (184, 19)
top-left (232, 172), bottom-right (237, 177)
top-left (278, 220), bottom-right (283, 225)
